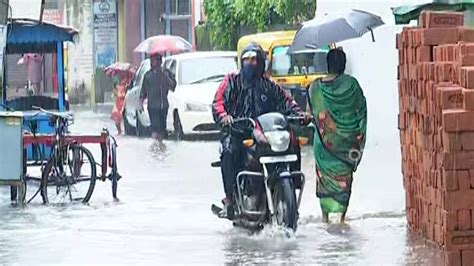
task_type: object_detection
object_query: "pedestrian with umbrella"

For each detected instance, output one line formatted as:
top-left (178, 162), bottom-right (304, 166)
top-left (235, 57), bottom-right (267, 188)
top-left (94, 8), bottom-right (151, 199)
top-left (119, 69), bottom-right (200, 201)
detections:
top-left (290, 10), bottom-right (384, 223)
top-left (104, 62), bottom-right (136, 135)
top-left (134, 35), bottom-right (190, 148)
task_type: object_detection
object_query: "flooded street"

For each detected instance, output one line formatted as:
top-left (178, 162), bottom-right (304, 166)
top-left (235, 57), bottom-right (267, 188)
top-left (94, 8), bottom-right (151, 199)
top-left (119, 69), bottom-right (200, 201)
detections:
top-left (0, 110), bottom-right (445, 265)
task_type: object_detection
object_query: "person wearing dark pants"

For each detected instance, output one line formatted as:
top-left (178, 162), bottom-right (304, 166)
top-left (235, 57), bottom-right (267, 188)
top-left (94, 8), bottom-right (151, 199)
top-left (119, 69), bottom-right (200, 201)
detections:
top-left (140, 53), bottom-right (177, 145)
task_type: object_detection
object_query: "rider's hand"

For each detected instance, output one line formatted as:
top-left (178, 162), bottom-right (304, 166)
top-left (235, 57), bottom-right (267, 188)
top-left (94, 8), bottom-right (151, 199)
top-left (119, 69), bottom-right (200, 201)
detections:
top-left (301, 112), bottom-right (313, 125)
top-left (220, 115), bottom-right (233, 126)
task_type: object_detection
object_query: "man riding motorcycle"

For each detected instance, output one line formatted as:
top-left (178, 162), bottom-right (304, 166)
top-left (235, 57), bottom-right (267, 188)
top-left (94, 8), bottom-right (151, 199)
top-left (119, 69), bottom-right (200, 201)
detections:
top-left (212, 43), bottom-right (306, 218)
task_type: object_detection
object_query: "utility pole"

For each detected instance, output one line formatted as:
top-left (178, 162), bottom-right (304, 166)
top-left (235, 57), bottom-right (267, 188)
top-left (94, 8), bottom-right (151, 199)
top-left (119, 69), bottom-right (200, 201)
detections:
top-left (39, 0), bottom-right (45, 22)
top-left (0, 0), bottom-right (8, 104)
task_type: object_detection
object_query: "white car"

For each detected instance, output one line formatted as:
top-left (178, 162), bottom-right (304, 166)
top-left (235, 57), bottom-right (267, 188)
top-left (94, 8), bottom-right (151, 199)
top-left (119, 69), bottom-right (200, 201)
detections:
top-left (123, 51), bottom-right (238, 138)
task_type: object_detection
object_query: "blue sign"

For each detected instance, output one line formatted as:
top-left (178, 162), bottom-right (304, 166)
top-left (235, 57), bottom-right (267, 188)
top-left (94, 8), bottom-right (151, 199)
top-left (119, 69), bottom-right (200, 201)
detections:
top-left (93, 0), bottom-right (117, 68)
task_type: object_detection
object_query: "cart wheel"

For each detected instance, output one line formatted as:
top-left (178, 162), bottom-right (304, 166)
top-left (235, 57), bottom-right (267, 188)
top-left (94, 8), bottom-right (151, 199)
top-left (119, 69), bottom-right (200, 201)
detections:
top-left (41, 145), bottom-right (97, 204)
top-left (18, 179), bottom-right (27, 206)
top-left (111, 144), bottom-right (119, 200)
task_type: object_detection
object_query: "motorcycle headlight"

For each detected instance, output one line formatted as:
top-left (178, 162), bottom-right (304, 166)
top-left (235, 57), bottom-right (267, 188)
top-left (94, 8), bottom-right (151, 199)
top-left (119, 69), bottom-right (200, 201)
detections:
top-left (264, 131), bottom-right (290, 152)
top-left (185, 102), bottom-right (209, 112)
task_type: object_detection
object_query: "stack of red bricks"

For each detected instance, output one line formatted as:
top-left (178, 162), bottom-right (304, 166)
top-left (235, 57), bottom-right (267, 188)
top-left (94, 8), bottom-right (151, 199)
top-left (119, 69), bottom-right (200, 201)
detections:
top-left (397, 11), bottom-right (474, 265)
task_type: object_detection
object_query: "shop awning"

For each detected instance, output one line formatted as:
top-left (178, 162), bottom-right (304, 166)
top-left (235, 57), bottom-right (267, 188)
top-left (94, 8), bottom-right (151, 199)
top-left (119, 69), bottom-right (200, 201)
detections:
top-left (6, 19), bottom-right (78, 54)
top-left (392, 1), bottom-right (474, 25)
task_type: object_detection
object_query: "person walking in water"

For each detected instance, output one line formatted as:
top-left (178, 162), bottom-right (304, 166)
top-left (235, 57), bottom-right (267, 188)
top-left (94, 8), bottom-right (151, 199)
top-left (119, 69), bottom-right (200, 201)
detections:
top-left (111, 70), bottom-right (134, 135)
top-left (140, 53), bottom-right (176, 147)
top-left (308, 49), bottom-right (367, 223)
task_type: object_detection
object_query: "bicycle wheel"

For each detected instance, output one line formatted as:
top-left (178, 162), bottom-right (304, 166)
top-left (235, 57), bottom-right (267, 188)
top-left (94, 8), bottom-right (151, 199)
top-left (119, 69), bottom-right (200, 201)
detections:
top-left (41, 145), bottom-right (97, 204)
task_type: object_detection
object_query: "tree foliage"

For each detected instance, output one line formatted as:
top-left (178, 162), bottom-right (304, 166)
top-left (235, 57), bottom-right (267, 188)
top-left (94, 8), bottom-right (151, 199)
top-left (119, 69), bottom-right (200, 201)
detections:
top-left (203, 0), bottom-right (317, 50)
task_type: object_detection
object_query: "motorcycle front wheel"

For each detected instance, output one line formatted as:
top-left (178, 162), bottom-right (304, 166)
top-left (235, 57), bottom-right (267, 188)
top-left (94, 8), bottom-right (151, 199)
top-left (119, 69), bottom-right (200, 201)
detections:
top-left (272, 178), bottom-right (298, 231)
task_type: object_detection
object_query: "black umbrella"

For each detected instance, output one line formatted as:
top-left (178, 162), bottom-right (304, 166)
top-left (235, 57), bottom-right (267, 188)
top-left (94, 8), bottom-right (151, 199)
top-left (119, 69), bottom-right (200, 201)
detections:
top-left (288, 9), bottom-right (385, 53)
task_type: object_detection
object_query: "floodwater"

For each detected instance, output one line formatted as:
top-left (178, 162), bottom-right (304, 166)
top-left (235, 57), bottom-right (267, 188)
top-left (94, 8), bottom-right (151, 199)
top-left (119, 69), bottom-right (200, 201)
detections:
top-left (0, 111), bottom-right (445, 265)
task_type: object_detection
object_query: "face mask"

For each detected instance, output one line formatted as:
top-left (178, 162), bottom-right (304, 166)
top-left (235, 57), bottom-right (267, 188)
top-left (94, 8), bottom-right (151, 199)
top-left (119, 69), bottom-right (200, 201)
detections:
top-left (242, 63), bottom-right (257, 81)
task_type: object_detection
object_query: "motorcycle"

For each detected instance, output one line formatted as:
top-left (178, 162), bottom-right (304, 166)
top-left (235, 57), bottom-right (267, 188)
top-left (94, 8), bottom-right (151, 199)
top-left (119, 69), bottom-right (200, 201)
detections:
top-left (211, 112), bottom-right (309, 232)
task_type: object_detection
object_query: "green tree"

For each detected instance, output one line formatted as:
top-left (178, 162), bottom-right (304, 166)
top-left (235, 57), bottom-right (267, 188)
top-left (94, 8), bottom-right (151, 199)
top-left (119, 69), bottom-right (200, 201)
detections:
top-left (203, 0), bottom-right (317, 50)
top-left (203, 0), bottom-right (239, 50)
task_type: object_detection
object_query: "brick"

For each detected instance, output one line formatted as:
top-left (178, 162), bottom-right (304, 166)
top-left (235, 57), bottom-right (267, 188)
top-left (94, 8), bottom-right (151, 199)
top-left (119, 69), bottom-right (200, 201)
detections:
top-left (458, 210), bottom-right (471, 230)
top-left (444, 152), bottom-right (474, 170)
top-left (420, 28), bottom-right (459, 46)
top-left (458, 43), bottom-right (474, 58)
top-left (472, 209), bottom-right (474, 230)
top-left (436, 62), bottom-right (455, 83)
top-left (462, 250), bottom-right (474, 266)
top-left (470, 170), bottom-right (474, 189)
top-left (434, 46), bottom-right (443, 61)
top-left (461, 132), bottom-right (474, 151)
top-left (420, 11), bottom-right (464, 28)
top-left (419, 11), bottom-right (428, 28)
top-left (445, 190), bottom-right (474, 211)
top-left (443, 132), bottom-right (462, 152)
top-left (398, 113), bottom-right (407, 130)
top-left (459, 27), bottom-right (474, 42)
top-left (435, 223), bottom-right (443, 244)
top-left (459, 170), bottom-right (472, 190)
top-left (396, 33), bottom-right (401, 50)
top-left (443, 109), bottom-right (474, 132)
top-left (446, 230), bottom-right (474, 251)
top-left (443, 210), bottom-right (459, 231)
top-left (459, 55), bottom-right (474, 66)
top-left (438, 86), bottom-right (464, 109)
top-left (416, 46), bottom-right (432, 62)
top-left (463, 89), bottom-right (474, 111)
top-left (443, 170), bottom-right (460, 191)
top-left (445, 251), bottom-right (462, 266)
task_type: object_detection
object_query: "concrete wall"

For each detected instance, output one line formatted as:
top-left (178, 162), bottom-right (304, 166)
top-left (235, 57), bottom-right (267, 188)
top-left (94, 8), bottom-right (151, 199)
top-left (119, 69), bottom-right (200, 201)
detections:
top-left (64, 0), bottom-right (94, 95)
top-left (125, 0), bottom-right (142, 66)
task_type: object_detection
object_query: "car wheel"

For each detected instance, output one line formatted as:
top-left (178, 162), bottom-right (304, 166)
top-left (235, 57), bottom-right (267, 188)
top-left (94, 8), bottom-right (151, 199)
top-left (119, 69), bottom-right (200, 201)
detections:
top-left (173, 110), bottom-right (184, 141)
top-left (136, 111), bottom-right (149, 138)
top-left (123, 109), bottom-right (136, 136)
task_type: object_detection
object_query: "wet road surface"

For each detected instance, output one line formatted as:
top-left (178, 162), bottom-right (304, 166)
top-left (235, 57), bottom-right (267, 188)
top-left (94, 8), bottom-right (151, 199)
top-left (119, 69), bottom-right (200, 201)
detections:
top-left (0, 111), bottom-right (445, 265)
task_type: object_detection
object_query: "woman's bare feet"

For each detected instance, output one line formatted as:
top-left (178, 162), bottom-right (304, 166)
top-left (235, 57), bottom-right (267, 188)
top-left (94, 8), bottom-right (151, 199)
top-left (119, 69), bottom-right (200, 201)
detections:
top-left (340, 211), bottom-right (347, 224)
top-left (322, 212), bottom-right (329, 223)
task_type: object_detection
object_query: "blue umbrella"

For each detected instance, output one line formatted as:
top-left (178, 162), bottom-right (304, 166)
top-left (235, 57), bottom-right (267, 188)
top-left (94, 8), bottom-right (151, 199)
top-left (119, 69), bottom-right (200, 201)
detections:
top-left (288, 9), bottom-right (385, 54)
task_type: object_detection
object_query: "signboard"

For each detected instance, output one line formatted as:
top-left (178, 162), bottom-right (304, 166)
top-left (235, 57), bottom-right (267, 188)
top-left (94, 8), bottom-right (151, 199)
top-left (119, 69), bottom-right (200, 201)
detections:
top-left (42, 9), bottom-right (63, 25)
top-left (93, 0), bottom-right (118, 68)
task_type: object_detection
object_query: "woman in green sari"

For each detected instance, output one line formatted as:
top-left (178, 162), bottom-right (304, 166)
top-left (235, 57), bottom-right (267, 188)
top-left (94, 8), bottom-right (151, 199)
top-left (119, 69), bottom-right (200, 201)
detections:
top-left (308, 49), bottom-right (367, 223)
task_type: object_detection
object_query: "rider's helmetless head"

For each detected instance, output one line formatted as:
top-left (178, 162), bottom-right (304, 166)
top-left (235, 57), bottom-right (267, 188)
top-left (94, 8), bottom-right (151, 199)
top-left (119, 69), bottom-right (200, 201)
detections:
top-left (240, 43), bottom-right (266, 81)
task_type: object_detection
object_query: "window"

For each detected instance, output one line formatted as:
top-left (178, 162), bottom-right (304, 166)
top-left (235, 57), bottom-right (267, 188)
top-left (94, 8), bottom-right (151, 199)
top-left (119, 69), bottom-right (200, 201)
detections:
top-left (271, 45), bottom-right (329, 76)
top-left (172, 0), bottom-right (190, 15)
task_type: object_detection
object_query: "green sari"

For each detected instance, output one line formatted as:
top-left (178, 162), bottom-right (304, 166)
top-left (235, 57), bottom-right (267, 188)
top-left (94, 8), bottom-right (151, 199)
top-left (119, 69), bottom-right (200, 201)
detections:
top-left (309, 74), bottom-right (367, 214)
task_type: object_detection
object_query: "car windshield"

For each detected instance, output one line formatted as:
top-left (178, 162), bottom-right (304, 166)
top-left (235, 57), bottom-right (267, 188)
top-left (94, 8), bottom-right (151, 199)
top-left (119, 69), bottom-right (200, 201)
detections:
top-left (271, 45), bottom-right (329, 77)
top-left (180, 56), bottom-right (238, 85)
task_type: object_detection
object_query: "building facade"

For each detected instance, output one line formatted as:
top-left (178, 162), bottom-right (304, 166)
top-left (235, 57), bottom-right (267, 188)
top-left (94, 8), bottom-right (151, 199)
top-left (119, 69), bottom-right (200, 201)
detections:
top-left (38, 0), bottom-right (201, 104)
